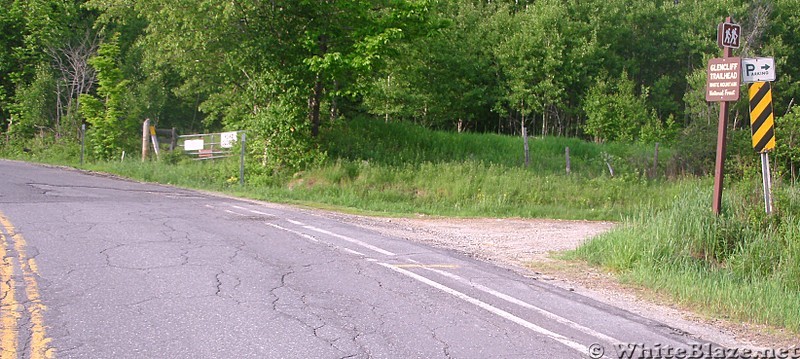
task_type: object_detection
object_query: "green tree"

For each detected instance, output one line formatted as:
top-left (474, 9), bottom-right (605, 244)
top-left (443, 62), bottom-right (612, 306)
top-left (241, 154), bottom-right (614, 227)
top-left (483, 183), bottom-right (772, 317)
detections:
top-left (0, 0), bottom-right (23, 127)
top-left (583, 72), bottom-right (656, 143)
top-left (2, 0), bottom-right (98, 141)
top-left (79, 34), bottom-right (129, 160)
top-left (87, 0), bottom-right (432, 172)
top-left (364, 1), bottom-right (497, 131)
top-left (776, 106), bottom-right (800, 182)
top-left (491, 1), bottom-right (566, 132)
top-left (9, 65), bottom-right (57, 138)
top-left (90, 0), bottom-right (430, 129)
top-left (763, 0), bottom-right (800, 117)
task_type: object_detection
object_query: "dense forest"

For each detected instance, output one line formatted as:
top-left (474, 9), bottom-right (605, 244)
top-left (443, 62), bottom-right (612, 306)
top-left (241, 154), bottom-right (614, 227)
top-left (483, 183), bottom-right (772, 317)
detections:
top-left (1, 0), bottom-right (799, 175)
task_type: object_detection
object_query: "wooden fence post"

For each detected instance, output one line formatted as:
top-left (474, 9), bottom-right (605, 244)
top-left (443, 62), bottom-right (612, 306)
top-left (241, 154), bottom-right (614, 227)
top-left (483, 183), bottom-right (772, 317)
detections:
top-left (565, 147), bottom-right (571, 175)
top-left (651, 142), bottom-right (659, 179)
top-left (170, 128), bottom-right (177, 151)
top-left (142, 118), bottom-right (150, 161)
top-left (522, 125), bottom-right (530, 167)
top-left (80, 123), bottom-right (85, 165)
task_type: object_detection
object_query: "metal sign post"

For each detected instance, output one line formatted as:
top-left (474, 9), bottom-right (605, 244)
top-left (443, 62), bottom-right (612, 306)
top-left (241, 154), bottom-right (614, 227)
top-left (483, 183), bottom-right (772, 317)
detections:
top-left (761, 152), bottom-right (774, 214)
top-left (749, 81), bottom-right (777, 214)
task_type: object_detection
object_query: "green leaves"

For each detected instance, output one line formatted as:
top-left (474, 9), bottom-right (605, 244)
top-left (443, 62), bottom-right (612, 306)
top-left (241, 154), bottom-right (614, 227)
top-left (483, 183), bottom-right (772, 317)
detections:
top-left (776, 106), bottom-right (800, 181)
top-left (492, 0), bottom-right (568, 116)
top-left (80, 34), bottom-right (128, 160)
top-left (583, 72), bottom-right (657, 143)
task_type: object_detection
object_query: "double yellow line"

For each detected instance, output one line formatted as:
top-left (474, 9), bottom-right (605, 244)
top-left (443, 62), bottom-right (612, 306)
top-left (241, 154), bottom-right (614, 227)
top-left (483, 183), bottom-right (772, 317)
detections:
top-left (0, 210), bottom-right (54, 359)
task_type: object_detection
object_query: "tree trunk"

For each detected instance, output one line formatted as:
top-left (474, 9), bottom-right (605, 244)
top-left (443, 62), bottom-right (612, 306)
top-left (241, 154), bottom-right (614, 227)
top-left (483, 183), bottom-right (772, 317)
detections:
top-left (309, 76), bottom-right (323, 137)
top-left (309, 35), bottom-right (328, 137)
top-left (330, 80), bottom-right (339, 121)
top-left (542, 111), bottom-right (546, 138)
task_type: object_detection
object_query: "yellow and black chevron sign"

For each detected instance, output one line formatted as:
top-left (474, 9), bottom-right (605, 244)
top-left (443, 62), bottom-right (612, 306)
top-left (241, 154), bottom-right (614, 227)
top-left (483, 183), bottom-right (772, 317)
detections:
top-left (748, 82), bottom-right (776, 153)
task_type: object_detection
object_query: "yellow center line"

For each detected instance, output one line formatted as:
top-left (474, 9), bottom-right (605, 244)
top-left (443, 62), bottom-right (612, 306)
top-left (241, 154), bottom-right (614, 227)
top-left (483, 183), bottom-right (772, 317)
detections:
top-left (0, 211), bottom-right (55, 359)
top-left (0, 232), bottom-right (20, 359)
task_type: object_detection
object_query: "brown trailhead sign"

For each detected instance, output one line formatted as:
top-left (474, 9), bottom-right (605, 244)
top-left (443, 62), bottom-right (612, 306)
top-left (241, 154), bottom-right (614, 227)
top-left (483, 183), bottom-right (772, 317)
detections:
top-left (706, 57), bottom-right (741, 102)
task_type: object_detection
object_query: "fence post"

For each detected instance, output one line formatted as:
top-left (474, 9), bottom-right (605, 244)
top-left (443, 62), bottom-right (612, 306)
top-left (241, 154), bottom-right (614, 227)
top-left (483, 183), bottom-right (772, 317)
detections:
top-left (522, 125), bottom-right (530, 167)
top-left (142, 118), bottom-right (150, 161)
top-left (651, 142), bottom-right (659, 179)
top-left (565, 147), bottom-right (571, 175)
top-left (80, 123), bottom-right (85, 165)
top-left (170, 127), bottom-right (177, 151)
top-left (239, 132), bottom-right (246, 185)
top-left (5, 117), bottom-right (12, 146)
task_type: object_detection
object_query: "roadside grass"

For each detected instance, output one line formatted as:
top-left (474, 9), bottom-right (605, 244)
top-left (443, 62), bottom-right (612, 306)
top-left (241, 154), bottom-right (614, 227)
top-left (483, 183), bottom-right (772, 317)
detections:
top-left (5, 117), bottom-right (800, 333)
top-left (2, 117), bottom-right (678, 220)
top-left (321, 117), bottom-right (667, 178)
top-left (81, 157), bottom-right (241, 190)
top-left (249, 160), bottom-right (690, 220)
top-left (56, 156), bottom-right (688, 221)
top-left (567, 177), bottom-right (800, 331)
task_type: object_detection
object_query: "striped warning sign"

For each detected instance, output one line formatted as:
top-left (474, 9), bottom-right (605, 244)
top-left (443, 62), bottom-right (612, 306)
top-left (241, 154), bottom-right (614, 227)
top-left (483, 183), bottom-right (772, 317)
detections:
top-left (748, 82), bottom-right (776, 153)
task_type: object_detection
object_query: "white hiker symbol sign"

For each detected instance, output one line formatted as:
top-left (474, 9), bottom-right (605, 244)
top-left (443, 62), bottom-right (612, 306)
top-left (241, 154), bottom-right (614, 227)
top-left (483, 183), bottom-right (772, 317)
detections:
top-left (724, 28), bottom-right (738, 45)
top-left (718, 22), bottom-right (741, 48)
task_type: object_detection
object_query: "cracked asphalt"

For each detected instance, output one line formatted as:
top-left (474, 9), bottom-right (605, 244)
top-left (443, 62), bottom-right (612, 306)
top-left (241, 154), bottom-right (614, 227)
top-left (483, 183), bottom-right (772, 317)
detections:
top-left (0, 160), bottom-right (719, 358)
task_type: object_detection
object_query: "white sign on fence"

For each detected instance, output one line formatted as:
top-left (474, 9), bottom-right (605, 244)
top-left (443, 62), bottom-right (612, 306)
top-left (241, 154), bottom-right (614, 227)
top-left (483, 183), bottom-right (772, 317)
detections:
top-left (184, 139), bottom-right (205, 151)
top-left (220, 131), bottom-right (238, 148)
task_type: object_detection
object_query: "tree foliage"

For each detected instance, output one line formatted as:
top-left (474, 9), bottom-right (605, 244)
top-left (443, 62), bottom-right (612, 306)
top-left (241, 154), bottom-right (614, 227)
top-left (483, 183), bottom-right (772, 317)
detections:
top-left (583, 72), bottom-right (655, 143)
top-left (776, 106), bottom-right (800, 182)
top-left (79, 34), bottom-right (129, 160)
top-left (1, 0), bottom-right (799, 179)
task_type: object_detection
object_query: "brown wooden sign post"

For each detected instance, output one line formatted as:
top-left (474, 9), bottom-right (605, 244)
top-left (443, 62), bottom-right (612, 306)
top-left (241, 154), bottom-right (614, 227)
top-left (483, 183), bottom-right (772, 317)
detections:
top-left (707, 17), bottom-right (741, 215)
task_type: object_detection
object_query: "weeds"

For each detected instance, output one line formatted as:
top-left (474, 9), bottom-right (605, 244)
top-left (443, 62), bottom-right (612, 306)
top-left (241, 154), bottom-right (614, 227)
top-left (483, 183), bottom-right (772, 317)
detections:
top-left (569, 180), bottom-right (800, 331)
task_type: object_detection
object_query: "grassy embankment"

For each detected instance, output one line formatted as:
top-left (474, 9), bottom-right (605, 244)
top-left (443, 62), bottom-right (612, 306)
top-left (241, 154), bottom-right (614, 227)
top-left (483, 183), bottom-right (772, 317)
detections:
top-left (3, 116), bottom-right (800, 333)
top-left (570, 181), bottom-right (800, 333)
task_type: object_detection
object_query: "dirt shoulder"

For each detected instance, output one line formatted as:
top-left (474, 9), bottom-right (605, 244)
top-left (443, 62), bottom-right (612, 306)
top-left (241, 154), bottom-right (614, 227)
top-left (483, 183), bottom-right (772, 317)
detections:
top-left (313, 211), bottom-right (798, 350)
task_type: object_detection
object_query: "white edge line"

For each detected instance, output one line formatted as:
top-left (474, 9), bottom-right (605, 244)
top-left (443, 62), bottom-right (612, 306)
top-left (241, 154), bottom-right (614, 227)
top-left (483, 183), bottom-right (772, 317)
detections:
top-left (341, 248), bottom-right (366, 257)
top-left (420, 266), bottom-right (622, 345)
top-left (216, 205), bottom-right (615, 348)
top-left (264, 223), bottom-right (319, 242)
top-left (213, 204), bottom-right (611, 355)
top-left (266, 223), bottom-right (365, 257)
top-left (249, 210), bottom-right (269, 216)
top-left (378, 262), bottom-right (591, 356)
top-left (303, 226), bottom-right (395, 256)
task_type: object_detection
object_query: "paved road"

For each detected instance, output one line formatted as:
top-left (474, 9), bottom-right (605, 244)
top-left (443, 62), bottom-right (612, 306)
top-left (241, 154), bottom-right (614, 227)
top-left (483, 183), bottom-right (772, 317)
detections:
top-left (0, 160), bottom-right (718, 358)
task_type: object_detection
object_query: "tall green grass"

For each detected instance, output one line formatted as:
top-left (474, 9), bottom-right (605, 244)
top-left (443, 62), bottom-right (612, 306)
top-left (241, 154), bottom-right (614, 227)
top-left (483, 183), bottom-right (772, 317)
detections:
top-left (81, 157), bottom-right (242, 190)
top-left (569, 178), bottom-right (800, 331)
top-left (251, 159), bottom-right (690, 220)
top-left (321, 117), bottom-right (669, 178)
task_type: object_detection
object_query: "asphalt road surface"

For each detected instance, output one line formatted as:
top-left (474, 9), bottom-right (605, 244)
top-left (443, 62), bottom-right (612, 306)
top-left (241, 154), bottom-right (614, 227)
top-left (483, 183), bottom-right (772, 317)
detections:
top-left (0, 160), bottom-right (721, 358)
